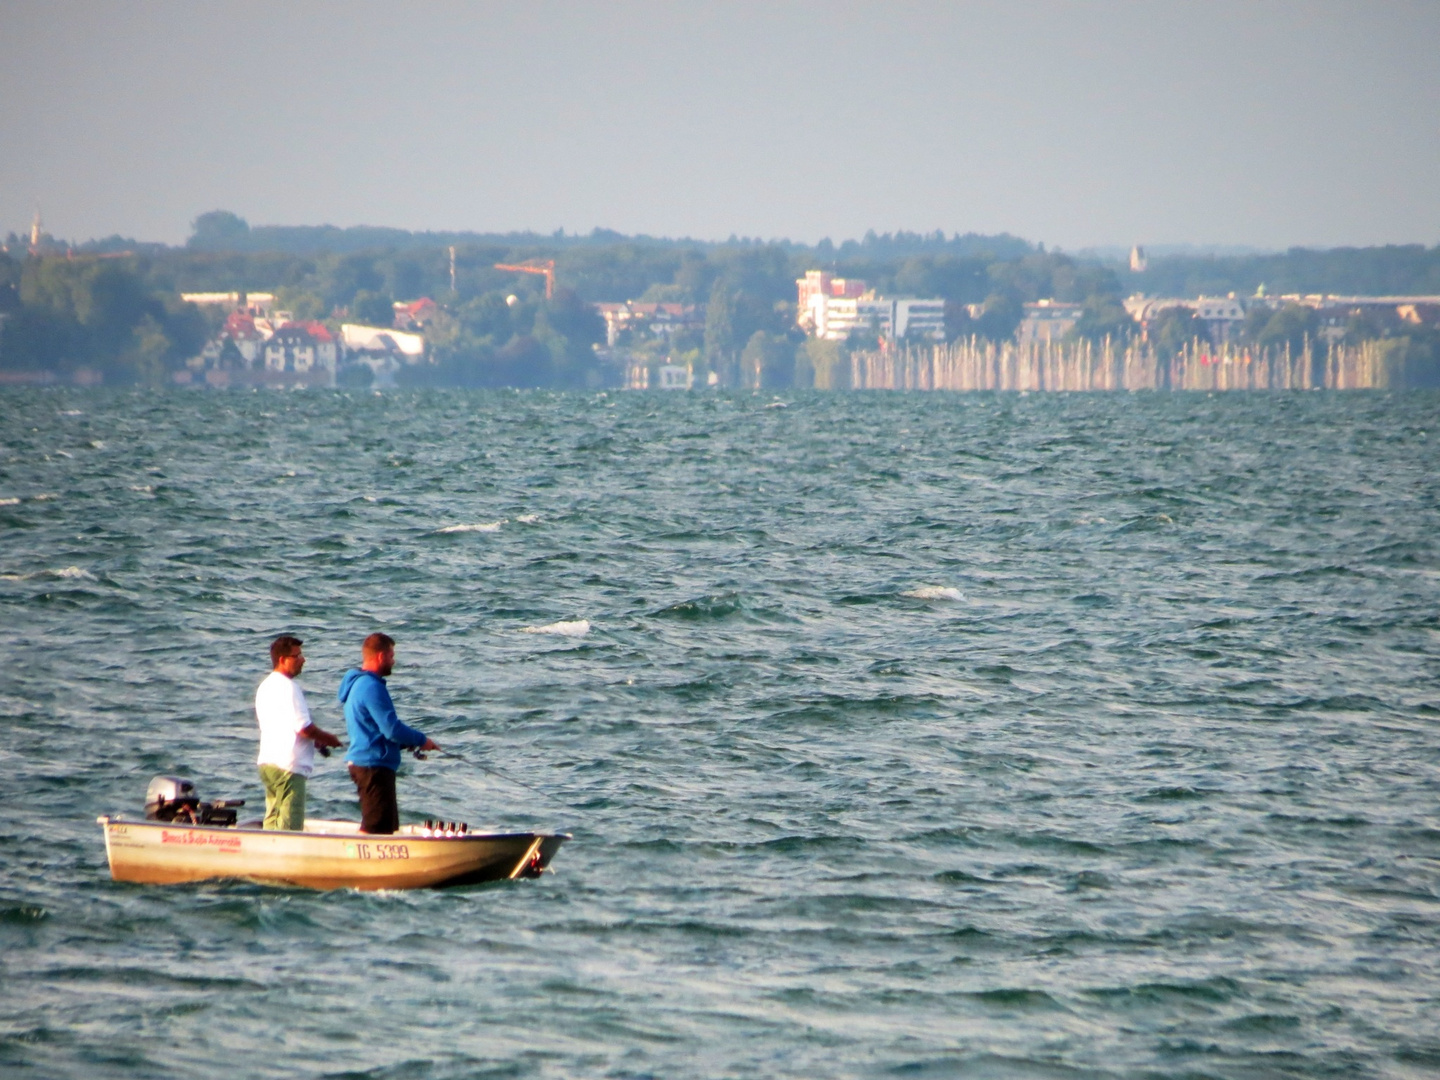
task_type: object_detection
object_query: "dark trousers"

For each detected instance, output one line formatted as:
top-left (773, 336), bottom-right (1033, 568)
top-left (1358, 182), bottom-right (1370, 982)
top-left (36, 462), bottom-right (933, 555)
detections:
top-left (348, 765), bottom-right (399, 834)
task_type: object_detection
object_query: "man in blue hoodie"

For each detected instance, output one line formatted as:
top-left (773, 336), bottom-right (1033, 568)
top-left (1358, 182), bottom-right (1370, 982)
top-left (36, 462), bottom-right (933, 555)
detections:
top-left (338, 632), bottom-right (439, 834)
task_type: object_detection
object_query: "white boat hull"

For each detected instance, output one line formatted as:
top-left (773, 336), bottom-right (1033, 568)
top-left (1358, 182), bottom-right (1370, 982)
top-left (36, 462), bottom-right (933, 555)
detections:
top-left (98, 816), bottom-right (569, 890)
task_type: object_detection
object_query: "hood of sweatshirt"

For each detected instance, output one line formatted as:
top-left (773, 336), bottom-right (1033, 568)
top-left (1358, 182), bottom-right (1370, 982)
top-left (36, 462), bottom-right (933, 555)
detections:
top-left (337, 667), bottom-right (374, 705)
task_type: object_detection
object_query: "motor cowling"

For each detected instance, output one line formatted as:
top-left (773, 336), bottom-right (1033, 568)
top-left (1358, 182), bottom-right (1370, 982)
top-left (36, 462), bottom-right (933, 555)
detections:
top-left (144, 775), bottom-right (244, 827)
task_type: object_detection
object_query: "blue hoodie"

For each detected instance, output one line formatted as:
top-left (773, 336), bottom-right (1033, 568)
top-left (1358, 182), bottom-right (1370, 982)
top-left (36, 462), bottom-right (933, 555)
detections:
top-left (338, 668), bottom-right (428, 771)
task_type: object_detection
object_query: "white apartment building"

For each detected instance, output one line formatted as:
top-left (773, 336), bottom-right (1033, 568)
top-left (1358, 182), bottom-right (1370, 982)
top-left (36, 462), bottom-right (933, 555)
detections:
top-left (893, 299), bottom-right (947, 341)
top-left (797, 270), bottom-right (946, 342)
top-left (810, 296), bottom-right (891, 341)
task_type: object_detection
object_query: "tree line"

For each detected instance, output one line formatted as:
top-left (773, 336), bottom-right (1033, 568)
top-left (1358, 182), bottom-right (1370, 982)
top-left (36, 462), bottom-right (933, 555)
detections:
top-left (2, 211), bottom-right (1438, 387)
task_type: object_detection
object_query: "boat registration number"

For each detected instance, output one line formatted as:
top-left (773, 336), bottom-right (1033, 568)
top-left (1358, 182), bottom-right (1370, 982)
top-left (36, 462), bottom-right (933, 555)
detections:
top-left (347, 843), bottom-right (409, 860)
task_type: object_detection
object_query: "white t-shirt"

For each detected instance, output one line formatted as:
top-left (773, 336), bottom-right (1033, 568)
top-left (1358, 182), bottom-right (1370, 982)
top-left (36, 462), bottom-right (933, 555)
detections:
top-left (255, 670), bottom-right (316, 777)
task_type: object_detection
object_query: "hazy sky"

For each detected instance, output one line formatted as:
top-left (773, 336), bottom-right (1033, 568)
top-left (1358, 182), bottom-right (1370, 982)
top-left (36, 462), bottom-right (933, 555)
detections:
top-left (2, 0), bottom-right (1438, 250)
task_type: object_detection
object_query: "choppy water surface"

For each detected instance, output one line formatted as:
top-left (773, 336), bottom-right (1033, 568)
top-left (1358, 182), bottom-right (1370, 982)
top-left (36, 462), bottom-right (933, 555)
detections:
top-left (2, 388), bottom-right (1439, 1079)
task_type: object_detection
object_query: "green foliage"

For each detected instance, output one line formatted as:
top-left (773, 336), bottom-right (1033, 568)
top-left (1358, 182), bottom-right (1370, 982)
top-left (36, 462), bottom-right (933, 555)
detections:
top-left (1149, 306), bottom-right (1209, 359)
top-left (796, 338), bottom-right (847, 389)
top-left (409, 289), bottom-right (603, 389)
top-left (704, 281), bottom-right (737, 370)
top-left (740, 331), bottom-right (795, 389)
top-left (1068, 295), bottom-right (1135, 344)
top-left (351, 289), bottom-right (395, 326)
top-left (1, 257), bottom-right (204, 382)
top-left (1341, 306), bottom-right (1405, 345)
top-left (974, 294), bottom-right (1023, 343)
top-left (0, 251), bottom-right (20, 312)
top-left (988, 252), bottom-right (1120, 306)
top-left (1245, 303), bottom-right (1318, 354)
top-left (1375, 329), bottom-right (1440, 388)
top-left (188, 210), bottom-right (250, 250)
top-left (274, 287), bottom-right (325, 321)
top-left (1128, 244), bottom-right (1440, 298)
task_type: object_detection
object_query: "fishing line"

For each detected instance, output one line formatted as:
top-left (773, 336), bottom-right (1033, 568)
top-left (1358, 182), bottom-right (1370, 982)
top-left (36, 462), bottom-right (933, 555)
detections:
top-left (414, 747), bottom-right (585, 812)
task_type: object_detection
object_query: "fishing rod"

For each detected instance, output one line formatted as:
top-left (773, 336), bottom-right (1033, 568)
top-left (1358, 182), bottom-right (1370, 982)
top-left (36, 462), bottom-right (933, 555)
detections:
top-left (412, 746), bottom-right (583, 811)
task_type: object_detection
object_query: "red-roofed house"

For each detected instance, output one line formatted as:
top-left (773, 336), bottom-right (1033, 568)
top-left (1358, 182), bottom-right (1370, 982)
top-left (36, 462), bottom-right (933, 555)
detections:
top-left (393, 298), bottom-right (438, 330)
top-left (264, 322), bottom-right (338, 378)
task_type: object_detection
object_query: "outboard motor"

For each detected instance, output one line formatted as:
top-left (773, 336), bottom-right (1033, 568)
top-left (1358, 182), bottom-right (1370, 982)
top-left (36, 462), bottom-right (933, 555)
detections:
top-left (144, 775), bottom-right (244, 827)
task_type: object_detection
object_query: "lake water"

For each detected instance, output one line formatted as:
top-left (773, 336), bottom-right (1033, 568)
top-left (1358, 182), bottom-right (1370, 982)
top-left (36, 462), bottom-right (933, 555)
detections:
top-left (2, 387), bottom-right (1438, 1079)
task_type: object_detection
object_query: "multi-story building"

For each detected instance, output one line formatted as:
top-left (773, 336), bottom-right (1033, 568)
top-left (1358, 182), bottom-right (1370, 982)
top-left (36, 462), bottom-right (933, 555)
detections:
top-left (797, 270), bottom-right (946, 342)
top-left (594, 302), bottom-right (705, 347)
top-left (893, 299), bottom-right (947, 341)
top-left (264, 323), bottom-right (338, 375)
top-left (1017, 300), bottom-right (1085, 344)
top-left (796, 270), bottom-right (869, 337)
top-left (1124, 295), bottom-right (1247, 343)
top-left (809, 295), bottom-right (892, 341)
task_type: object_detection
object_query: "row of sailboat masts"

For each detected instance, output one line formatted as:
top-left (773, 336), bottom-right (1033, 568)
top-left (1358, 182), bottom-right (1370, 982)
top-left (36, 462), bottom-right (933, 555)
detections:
top-left (847, 336), bottom-right (1391, 392)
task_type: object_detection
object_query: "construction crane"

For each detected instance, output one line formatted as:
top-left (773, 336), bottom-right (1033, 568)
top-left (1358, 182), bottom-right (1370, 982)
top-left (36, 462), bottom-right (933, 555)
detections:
top-left (493, 258), bottom-right (556, 300)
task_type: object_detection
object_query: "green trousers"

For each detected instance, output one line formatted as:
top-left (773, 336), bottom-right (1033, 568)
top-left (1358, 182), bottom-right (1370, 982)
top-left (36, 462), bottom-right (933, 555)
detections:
top-left (259, 764), bottom-right (307, 831)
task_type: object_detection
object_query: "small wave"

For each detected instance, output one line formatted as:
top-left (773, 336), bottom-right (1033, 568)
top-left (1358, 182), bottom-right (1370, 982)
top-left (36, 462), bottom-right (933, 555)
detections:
top-left (516, 513), bottom-right (540, 524)
top-left (438, 520), bottom-right (505, 534)
top-left (129, 485), bottom-right (154, 494)
top-left (902, 586), bottom-right (965, 601)
top-left (764, 401), bottom-right (789, 409)
top-left (58, 409), bottom-right (83, 417)
top-left (654, 593), bottom-right (744, 621)
top-left (362, 495), bottom-right (379, 502)
top-left (54, 450), bottom-right (72, 458)
top-left (520, 619), bottom-right (590, 637)
top-left (0, 567), bottom-right (95, 582)
top-left (32, 493), bottom-right (59, 501)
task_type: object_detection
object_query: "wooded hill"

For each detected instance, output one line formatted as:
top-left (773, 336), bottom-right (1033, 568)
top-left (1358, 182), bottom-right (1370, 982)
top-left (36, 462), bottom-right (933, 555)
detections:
top-left (1, 210), bottom-right (1437, 386)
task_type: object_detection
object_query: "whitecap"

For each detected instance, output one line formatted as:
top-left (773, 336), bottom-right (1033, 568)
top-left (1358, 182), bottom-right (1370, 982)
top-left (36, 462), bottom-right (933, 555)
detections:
top-left (3, 567), bottom-right (98, 581)
top-left (520, 619), bottom-right (590, 637)
top-left (32, 493), bottom-right (59, 501)
top-left (0, 498), bottom-right (18, 506)
top-left (516, 513), bottom-right (540, 524)
top-left (129, 485), bottom-right (154, 494)
top-left (902, 586), bottom-right (965, 601)
top-left (764, 401), bottom-right (789, 409)
top-left (54, 451), bottom-right (72, 459)
top-left (438, 521), bottom-right (505, 534)
top-left (362, 495), bottom-right (379, 502)
top-left (58, 410), bottom-right (83, 416)
top-left (89, 440), bottom-right (105, 449)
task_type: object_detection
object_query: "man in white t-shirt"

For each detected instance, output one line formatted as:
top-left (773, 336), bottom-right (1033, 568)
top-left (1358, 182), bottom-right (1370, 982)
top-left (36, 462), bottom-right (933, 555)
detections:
top-left (256, 635), bottom-right (342, 830)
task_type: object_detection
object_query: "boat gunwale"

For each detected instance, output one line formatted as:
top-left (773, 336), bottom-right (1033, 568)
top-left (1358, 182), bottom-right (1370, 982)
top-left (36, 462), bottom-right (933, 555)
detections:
top-left (98, 814), bottom-right (572, 844)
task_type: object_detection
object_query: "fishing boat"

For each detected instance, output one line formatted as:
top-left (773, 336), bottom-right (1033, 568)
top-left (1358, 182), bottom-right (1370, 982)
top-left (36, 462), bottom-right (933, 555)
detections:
top-left (97, 776), bottom-right (569, 890)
